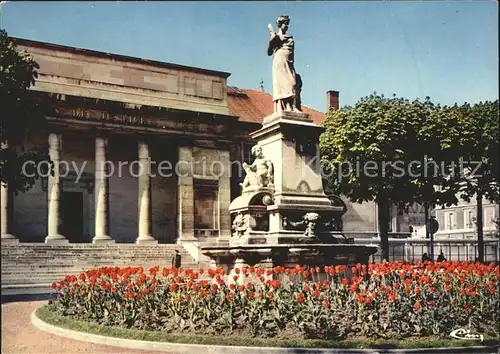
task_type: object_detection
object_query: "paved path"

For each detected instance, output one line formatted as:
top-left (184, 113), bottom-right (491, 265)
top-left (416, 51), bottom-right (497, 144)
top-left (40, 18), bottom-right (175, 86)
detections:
top-left (1, 300), bottom-right (163, 354)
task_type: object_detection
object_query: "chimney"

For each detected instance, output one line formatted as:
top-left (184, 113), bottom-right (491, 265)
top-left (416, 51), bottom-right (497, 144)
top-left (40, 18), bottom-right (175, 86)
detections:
top-left (326, 90), bottom-right (339, 111)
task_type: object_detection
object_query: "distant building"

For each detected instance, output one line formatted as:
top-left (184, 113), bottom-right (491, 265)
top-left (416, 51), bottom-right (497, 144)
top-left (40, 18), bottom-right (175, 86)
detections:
top-left (434, 195), bottom-right (499, 239)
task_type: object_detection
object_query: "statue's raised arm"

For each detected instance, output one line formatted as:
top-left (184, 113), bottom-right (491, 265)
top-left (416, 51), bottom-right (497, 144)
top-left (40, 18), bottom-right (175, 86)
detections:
top-left (268, 24), bottom-right (276, 37)
top-left (267, 24), bottom-right (277, 56)
top-left (267, 15), bottom-right (302, 113)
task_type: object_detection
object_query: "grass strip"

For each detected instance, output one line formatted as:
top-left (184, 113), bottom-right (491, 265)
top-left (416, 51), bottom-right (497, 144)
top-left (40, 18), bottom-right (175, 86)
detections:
top-left (36, 305), bottom-right (499, 350)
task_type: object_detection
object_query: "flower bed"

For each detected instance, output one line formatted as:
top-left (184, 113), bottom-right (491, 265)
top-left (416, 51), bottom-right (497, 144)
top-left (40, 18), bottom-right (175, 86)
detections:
top-left (51, 261), bottom-right (499, 341)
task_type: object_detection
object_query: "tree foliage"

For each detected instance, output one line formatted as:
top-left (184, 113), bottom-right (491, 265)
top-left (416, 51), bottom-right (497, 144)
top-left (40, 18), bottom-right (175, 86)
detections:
top-left (320, 93), bottom-right (466, 260)
top-left (0, 29), bottom-right (51, 194)
top-left (456, 100), bottom-right (499, 261)
top-left (457, 100), bottom-right (499, 204)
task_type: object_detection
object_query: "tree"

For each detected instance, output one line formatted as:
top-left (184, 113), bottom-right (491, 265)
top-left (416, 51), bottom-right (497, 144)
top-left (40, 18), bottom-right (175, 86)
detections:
top-left (457, 100), bottom-right (499, 262)
top-left (411, 102), bottom-right (472, 251)
top-left (320, 93), bottom-right (462, 261)
top-left (0, 29), bottom-right (51, 194)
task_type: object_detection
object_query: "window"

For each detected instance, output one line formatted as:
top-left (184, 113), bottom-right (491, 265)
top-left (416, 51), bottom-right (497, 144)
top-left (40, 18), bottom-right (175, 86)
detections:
top-left (484, 206), bottom-right (496, 228)
top-left (464, 209), bottom-right (475, 229)
top-left (193, 180), bottom-right (219, 230)
top-left (444, 211), bottom-right (455, 230)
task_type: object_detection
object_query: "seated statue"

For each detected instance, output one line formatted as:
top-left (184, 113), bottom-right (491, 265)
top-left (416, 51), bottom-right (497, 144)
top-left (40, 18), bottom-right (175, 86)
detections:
top-left (241, 145), bottom-right (274, 191)
top-left (232, 212), bottom-right (248, 237)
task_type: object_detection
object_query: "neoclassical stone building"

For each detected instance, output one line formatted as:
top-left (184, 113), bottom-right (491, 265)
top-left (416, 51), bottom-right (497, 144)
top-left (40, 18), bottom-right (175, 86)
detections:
top-left (1, 37), bottom-right (415, 251)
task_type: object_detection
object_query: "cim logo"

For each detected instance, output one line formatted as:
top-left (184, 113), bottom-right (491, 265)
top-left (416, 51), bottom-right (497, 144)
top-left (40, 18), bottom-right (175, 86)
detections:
top-left (449, 328), bottom-right (484, 342)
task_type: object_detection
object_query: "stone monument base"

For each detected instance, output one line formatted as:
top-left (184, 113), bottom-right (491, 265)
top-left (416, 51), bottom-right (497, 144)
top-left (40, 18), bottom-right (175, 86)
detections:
top-left (229, 230), bottom-right (353, 246)
top-left (201, 242), bottom-right (378, 282)
top-left (210, 104), bottom-right (379, 282)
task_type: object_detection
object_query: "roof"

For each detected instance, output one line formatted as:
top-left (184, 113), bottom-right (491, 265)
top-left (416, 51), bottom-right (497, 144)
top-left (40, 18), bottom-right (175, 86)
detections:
top-left (227, 87), bottom-right (326, 125)
top-left (12, 37), bottom-right (231, 79)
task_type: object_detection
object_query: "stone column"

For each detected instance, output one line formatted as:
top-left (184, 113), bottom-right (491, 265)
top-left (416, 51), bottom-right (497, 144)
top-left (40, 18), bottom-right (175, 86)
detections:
top-left (45, 133), bottom-right (68, 243)
top-left (136, 141), bottom-right (157, 244)
top-left (218, 150), bottom-right (232, 245)
top-left (0, 180), bottom-right (16, 242)
top-left (1, 142), bottom-right (17, 242)
top-left (177, 146), bottom-right (195, 243)
top-left (92, 137), bottom-right (114, 243)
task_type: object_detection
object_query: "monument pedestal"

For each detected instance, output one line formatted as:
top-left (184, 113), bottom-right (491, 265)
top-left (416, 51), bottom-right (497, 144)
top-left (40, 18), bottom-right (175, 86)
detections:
top-left (201, 16), bottom-right (379, 279)
top-left (201, 111), bottom-right (378, 276)
top-left (233, 111), bottom-right (345, 243)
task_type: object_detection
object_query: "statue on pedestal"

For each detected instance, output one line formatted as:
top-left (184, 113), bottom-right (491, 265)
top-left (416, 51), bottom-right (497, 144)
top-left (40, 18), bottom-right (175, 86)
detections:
top-left (267, 15), bottom-right (302, 113)
top-left (240, 145), bottom-right (274, 191)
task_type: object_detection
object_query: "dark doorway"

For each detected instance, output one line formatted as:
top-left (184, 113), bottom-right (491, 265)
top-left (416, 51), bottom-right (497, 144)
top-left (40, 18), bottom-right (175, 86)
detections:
top-left (61, 192), bottom-right (84, 242)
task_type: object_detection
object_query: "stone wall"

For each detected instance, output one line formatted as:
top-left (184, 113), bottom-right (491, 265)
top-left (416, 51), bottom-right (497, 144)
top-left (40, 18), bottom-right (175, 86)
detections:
top-left (341, 198), bottom-right (378, 233)
top-left (193, 181), bottom-right (219, 229)
top-left (17, 40), bottom-right (230, 116)
top-left (177, 146), bottom-right (231, 242)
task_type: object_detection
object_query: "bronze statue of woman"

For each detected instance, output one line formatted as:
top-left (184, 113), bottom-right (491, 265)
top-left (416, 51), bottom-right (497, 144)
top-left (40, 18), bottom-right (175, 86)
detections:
top-left (267, 15), bottom-right (302, 113)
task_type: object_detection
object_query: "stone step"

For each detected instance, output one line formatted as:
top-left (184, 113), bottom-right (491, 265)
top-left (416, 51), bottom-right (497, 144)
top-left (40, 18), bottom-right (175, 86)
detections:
top-left (1, 263), bottom-right (198, 272)
top-left (1, 253), bottom-right (191, 258)
top-left (2, 255), bottom-right (189, 259)
top-left (1, 244), bottom-right (199, 289)
top-left (2, 249), bottom-right (189, 253)
top-left (2, 255), bottom-right (190, 259)
top-left (2, 251), bottom-right (189, 254)
top-left (1, 246), bottom-right (188, 249)
top-left (1, 247), bottom-right (192, 254)
top-left (1, 260), bottom-right (196, 266)
top-left (2, 260), bottom-right (188, 264)
top-left (1, 266), bottom-right (197, 277)
top-left (2, 243), bottom-right (188, 250)
top-left (1, 265), bottom-right (198, 286)
top-left (2, 272), bottom-right (196, 282)
top-left (3, 267), bottom-right (205, 276)
top-left (2, 256), bottom-right (193, 261)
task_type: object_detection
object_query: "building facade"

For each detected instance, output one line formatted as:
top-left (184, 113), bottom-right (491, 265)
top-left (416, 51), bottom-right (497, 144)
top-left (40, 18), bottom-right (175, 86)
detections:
top-left (434, 196), bottom-right (499, 239)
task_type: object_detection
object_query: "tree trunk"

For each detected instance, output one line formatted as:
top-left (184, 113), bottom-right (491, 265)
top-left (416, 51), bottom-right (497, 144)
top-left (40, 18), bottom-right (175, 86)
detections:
top-left (476, 191), bottom-right (484, 262)
top-left (424, 203), bottom-right (430, 238)
top-left (378, 198), bottom-right (390, 262)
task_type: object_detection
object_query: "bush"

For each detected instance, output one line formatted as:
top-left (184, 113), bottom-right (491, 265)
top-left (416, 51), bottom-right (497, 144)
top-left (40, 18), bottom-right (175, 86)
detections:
top-left (51, 262), bottom-right (499, 340)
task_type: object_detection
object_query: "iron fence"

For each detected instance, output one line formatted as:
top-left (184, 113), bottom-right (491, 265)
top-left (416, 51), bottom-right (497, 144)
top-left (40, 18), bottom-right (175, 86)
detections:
top-left (354, 237), bottom-right (500, 263)
top-left (190, 232), bottom-right (500, 265)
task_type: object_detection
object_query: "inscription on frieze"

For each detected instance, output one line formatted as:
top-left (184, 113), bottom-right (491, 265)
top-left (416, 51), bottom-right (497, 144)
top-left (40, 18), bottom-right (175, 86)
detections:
top-left (61, 107), bottom-right (163, 127)
top-left (55, 107), bottom-right (226, 136)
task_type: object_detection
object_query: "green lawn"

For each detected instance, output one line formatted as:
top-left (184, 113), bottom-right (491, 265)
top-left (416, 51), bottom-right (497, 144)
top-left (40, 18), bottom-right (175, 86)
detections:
top-left (37, 305), bottom-right (500, 350)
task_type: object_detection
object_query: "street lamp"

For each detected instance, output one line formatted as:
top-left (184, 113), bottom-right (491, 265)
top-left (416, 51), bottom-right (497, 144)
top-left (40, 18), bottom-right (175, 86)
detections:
top-left (426, 216), bottom-right (440, 260)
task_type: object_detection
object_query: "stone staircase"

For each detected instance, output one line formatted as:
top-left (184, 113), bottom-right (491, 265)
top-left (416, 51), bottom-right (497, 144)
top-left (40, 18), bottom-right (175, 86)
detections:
top-left (1, 243), bottom-right (198, 290)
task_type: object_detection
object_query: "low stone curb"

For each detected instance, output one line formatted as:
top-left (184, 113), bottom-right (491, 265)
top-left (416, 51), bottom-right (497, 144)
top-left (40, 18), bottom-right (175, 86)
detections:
top-left (31, 309), bottom-right (499, 354)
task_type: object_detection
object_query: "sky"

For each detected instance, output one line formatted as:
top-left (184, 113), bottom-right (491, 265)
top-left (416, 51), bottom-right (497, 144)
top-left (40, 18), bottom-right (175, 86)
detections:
top-left (1, 1), bottom-right (498, 112)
